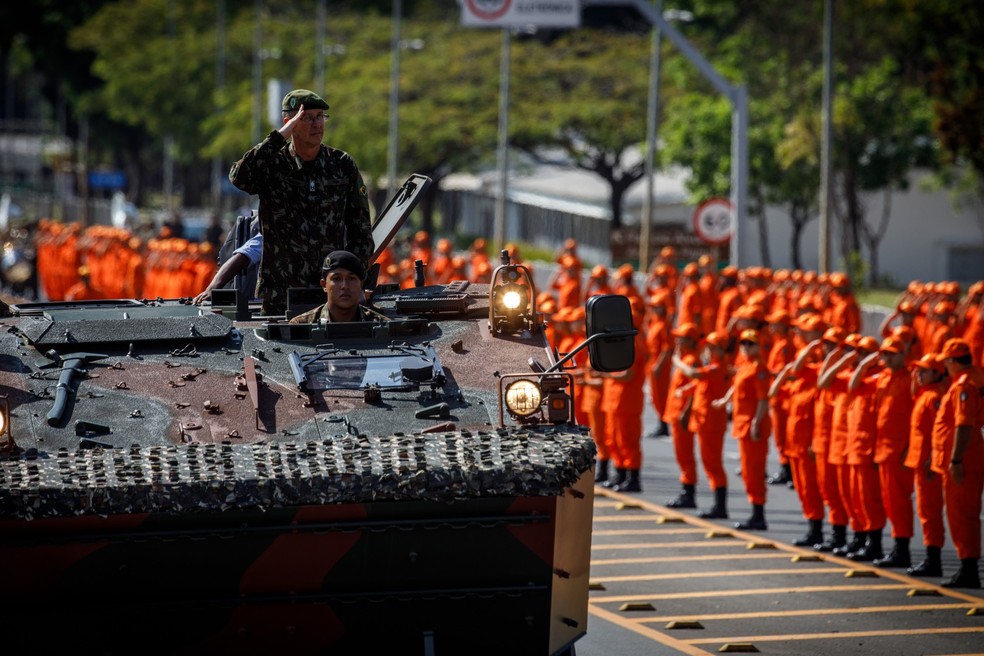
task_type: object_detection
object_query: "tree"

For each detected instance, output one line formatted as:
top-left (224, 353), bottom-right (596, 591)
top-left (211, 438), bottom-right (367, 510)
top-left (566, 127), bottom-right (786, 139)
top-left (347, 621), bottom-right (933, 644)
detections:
top-left (509, 27), bottom-right (653, 230)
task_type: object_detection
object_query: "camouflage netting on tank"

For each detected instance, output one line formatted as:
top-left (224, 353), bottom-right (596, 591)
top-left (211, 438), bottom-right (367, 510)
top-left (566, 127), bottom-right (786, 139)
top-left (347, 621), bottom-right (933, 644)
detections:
top-left (0, 427), bottom-right (596, 519)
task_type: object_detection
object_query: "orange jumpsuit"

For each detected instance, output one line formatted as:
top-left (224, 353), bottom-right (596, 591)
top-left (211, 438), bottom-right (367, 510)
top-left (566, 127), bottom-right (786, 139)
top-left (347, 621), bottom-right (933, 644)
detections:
top-left (931, 367), bottom-right (984, 561)
top-left (786, 363), bottom-right (825, 522)
top-left (687, 356), bottom-right (730, 490)
top-left (665, 347), bottom-right (699, 486)
top-left (645, 311), bottom-right (672, 422)
top-left (767, 333), bottom-right (794, 469)
top-left (581, 367), bottom-right (608, 464)
top-left (732, 357), bottom-right (772, 506)
top-left (828, 371), bottom-right (863, 532)
top-left (904, 381), bottom-right (946, 549)
top-left (873, 366), bottom-right (915, 540)
top-left (602, 332), bottom-right (649, 470)
top-left (847, 374), bottom-right (886, 533)
top-left (676, 281), bottom-right (703, 332)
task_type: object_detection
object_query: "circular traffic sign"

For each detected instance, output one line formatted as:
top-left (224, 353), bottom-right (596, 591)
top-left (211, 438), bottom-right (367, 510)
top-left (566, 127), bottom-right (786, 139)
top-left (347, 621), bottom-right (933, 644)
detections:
top-left (692, 198), bottom-right (734, 245)
top-left (465, 0), bottom-right (512, 20)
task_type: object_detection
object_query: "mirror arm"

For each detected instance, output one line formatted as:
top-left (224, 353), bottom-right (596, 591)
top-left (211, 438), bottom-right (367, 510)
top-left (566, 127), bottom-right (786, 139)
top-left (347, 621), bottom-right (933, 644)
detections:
top-left (544, 328), bottom-right (638, 374)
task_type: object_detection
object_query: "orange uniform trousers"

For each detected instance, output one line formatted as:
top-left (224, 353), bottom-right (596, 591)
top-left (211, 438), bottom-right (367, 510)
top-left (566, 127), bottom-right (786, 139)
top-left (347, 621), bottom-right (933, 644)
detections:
top-left (913, 467), bottom-right (945, 547)
top-left (878, 458), bottom-right (914, 538)
top-left (849, 463), bottom-right (886, 532)
top-left (814, 389), bottom-right (849, 527)
top-left (943, 462), bottom-right (983, 560)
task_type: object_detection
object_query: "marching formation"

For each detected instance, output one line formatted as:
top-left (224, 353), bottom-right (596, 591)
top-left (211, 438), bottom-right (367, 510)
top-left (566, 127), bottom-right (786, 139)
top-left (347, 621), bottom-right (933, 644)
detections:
top-left (533, 242), bottom-right (984, 591)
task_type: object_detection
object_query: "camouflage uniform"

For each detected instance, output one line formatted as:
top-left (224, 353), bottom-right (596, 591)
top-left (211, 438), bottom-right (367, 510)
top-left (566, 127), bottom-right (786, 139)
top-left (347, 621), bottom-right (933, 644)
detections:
top-left (229, 131), bottom-right (373, 315)
top-left (289, 303), bottom-right (372, 324)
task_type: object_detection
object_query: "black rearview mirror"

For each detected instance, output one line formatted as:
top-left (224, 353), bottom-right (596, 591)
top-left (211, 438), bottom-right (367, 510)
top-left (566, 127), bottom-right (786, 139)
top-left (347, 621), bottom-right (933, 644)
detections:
top-left (585, 294), bottom-right (636, 372)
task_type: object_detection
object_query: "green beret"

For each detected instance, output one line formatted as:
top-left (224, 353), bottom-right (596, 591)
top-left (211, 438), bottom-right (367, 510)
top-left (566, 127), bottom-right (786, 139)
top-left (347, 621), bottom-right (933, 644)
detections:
top-left (282, 89), bottom-right (329, 112)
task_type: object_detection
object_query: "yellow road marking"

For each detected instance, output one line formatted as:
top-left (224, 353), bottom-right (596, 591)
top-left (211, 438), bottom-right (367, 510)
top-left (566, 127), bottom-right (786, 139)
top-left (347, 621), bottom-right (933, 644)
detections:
top-left (685, 626), bottom-right (984, 645)
top-left (634, 603), bottom-right (977, 623)
top-left (588, 603), bottom-right (715, 656)
top-left (589, 584), bottom-right (908, 603)
top-left (588, 567), bottom-right (841, 583)
top-left (590, 552), bottom-right (791, 566)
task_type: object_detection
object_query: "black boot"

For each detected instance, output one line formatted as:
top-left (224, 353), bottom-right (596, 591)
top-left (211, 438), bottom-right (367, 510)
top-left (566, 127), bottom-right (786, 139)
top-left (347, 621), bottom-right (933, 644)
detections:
top-left (793, 519), bottom-right (823, 547)
top-left (697, 487), bottom-right (728, 519)
top-left (907, 546), bottom-right (943, 577)
top-left (735, 503), bottom-right (767, 530)
top-left (666, 483), bottom-right (696, 508)
top-left (832, 529), bottom-right (864, 556)
top-left (874, 537), bottom-right (911, 568)
top-left (603, 467), bottom-right (626, 489)
top-left (594, 459), bottom-right (609, 484)
top-left (849, 528), bottom-right (884, 562)
top-left (768, 462), bottom-right (792, 486)
top-left (815, 524), bottom-right (847, 552)
top-left (613, 469), bottom-right (642, 493)
top-left (941, 558), bottom-right (981, 589)
top-left (655, 419), bottom-right (670, 437)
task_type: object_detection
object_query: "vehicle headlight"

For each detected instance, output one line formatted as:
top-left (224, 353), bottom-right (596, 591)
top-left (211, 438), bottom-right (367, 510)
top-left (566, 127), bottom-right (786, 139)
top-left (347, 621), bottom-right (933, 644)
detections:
top-left (502, 289), bottom-right (522, 310)
top-left (504, 379), bottom-right (542, 417)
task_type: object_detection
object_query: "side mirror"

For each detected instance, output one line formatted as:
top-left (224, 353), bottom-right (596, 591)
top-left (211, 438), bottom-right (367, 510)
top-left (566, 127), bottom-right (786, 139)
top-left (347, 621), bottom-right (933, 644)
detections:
top-left (585, 294), bottom-right (636, 372)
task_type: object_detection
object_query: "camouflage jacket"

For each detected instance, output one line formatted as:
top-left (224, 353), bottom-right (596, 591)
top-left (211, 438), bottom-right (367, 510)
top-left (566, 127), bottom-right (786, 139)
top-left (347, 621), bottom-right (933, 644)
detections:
top-left (229, 131), bottom-right (373, 315)
top-left (288, 302), bottom-right (372, 324)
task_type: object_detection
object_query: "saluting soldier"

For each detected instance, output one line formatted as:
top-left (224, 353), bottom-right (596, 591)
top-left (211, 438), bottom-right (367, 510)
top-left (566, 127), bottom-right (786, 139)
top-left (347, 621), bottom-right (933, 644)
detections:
top-left (229, 89), bottom-right (373, 316)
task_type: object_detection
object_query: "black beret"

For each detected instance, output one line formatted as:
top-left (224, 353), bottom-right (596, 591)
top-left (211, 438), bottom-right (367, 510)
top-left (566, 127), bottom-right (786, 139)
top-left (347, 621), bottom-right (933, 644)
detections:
top-left (282, 89), bottom-right (329, 112)
top-left (322, 250), bottom-right (365, 281)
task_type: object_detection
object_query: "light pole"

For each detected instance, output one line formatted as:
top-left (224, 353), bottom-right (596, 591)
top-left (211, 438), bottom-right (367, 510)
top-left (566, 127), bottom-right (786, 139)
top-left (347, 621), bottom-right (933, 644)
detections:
top-left (819, 0), bottom-right (834, 273)
top-left (639, 5), bottom-right (693, 273)
top-left (387, 0), bottom-right (424, 201)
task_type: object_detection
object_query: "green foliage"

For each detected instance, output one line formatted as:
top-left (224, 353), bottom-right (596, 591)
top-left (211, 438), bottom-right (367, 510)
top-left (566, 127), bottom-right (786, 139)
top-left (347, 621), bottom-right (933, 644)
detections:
top-left (839, 250), bottom-right (869, 291)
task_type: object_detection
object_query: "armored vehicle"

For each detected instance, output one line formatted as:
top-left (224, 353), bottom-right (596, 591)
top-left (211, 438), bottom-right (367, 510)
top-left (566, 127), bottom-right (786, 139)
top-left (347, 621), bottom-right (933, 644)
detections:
top-left (0, 176), bottom-right (634, 655)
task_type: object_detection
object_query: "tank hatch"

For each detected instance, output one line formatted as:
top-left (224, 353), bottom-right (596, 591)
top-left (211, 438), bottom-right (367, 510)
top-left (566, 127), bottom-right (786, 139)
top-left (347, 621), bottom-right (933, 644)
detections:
top-left (15, 303), bottom-right (233, 348)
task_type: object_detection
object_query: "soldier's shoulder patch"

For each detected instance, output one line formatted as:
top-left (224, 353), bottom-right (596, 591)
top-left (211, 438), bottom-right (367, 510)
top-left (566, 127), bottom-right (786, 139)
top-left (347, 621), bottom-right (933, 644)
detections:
top-left (360, 185), bottom-right (368, 197)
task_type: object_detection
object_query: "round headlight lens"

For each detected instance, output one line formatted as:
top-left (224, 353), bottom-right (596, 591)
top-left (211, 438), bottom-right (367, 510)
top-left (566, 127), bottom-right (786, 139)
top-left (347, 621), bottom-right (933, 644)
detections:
top-left (502, 289), bottom-right (522, 310)
top-left (504, 379), bottom-right (542, 417)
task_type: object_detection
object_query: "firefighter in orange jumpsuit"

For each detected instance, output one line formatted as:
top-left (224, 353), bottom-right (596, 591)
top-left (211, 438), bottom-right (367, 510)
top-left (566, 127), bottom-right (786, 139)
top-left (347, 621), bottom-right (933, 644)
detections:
top-left (664, 322), bottom-right (701, 508)
top-left (599, 299), bottom-right (650, 493)
top-left (931, 338), bottom-right (984, 588)
top-left (904, 352), bottom-right (948, 578)
top-left (469, 238), bottom-right (490, 280)
top-left (676, 262), bottom-right (703, 332)
top-left (865, 337), bottom-right (916, 568)
top-left (697, 254), bottom-right (718, 336)
top-left (430, 238), bottom-right (453, 284)
top-left (817, 331), bottom-right (863, 554)
top-left (550, 254), bottom-right (582, 310)
top-left (64, 265), bottom-right (105, 301)
top-left (645, 289), bottom-right (673, 438)
top-left (583, 265), bottom-right (612, 300)
top-left (715, 266), bottom-right (743, 336)
top-left (673, 331), bottom-right (731, 518)
top-left (769, 315), bottom-right (827, 547)
top-left (842, 335), bottom-right (888, 561)
top-left (714, 328), bottom-right (772, 530)
top-left (766, 309), bottom-right (795, 487)
top-left (825, 272), bottom-right (861, 334)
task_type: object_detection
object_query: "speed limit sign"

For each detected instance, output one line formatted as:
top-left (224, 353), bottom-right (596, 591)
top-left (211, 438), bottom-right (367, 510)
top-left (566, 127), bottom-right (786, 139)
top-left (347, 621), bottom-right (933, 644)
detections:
top-left (692, 198), bottom-right (734, 245)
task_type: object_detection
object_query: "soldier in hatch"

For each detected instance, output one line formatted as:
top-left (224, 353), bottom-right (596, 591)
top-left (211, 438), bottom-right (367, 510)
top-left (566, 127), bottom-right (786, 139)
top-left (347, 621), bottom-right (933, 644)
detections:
top-left (289, 250), bottom-right (371, 324)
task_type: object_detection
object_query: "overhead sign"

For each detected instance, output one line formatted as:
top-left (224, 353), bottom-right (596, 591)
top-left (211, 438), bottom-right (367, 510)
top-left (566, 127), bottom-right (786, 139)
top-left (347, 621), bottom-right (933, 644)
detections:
top-left (459, 0), bottom-right (581, 28)
top-left (692, 198), bottom-right (734, 245)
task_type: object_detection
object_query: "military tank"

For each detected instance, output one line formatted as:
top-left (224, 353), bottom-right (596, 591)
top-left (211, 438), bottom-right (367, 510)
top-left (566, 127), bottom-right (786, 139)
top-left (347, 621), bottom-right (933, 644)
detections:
top-left (0, 175), bottom-right (635, 655)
